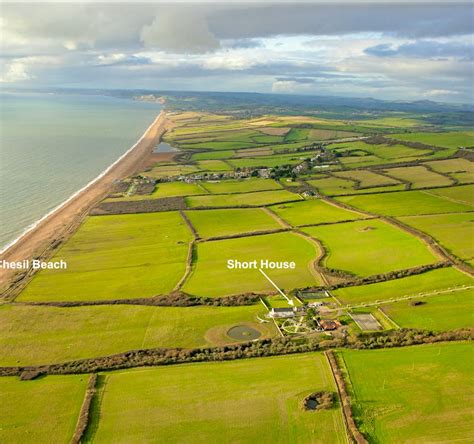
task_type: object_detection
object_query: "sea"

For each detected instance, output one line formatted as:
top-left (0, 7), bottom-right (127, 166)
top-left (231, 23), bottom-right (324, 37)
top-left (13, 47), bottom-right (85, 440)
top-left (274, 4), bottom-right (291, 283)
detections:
top-left (0, 92), bottom-right (163, 252)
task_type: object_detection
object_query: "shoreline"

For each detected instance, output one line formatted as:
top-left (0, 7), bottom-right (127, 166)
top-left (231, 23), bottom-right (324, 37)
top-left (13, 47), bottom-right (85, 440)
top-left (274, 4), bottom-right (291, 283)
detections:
top-left (0, 110), bottom-right (171, 288)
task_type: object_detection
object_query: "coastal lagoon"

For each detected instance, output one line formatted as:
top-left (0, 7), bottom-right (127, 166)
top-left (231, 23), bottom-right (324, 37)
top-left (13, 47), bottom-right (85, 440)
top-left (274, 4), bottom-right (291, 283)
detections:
top-left (0, 92), bottom-right (162, 251)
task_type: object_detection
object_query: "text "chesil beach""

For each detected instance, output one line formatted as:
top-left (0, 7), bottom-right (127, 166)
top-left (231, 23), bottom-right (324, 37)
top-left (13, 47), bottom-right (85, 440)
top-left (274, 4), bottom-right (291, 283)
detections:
top-left (0, 260), bottom-right (68, 270)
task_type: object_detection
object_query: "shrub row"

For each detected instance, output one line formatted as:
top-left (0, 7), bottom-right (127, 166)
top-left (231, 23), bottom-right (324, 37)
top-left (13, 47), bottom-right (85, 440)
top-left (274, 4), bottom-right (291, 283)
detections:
top-left (3, 328), bottom-right (471, 377)
top-left (18, 291), bottom-right (261, 308)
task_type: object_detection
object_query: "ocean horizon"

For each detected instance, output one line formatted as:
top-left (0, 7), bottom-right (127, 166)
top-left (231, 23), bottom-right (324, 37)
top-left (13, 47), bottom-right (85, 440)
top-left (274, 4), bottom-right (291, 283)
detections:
top-left (0, 92), bottom-right (162, 251)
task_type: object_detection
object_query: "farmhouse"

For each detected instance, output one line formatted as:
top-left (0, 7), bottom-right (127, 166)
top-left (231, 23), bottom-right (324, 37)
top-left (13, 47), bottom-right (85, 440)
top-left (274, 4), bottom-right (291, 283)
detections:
top-left (318, 319), bottom-right (342, 331)
top-left (269, 307), bottom-right (296, 318)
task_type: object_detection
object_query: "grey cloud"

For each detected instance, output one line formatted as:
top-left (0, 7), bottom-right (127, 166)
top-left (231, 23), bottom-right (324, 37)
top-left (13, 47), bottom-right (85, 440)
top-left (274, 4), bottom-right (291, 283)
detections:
top-left (208, 3), bottom-right (473, 40)
top-left (365, 40), bottom-right (474, 60)
top-left (2, 3), bottom-right (473, 56)
top-left (222, 39), bottom-right (263, 49)
top-left (140, 10), bottom-right (220, 53)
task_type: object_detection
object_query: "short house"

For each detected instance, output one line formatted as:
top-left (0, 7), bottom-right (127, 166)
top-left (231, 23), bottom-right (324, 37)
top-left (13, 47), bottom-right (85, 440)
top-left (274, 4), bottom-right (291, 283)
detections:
top-left (308, 301), bottom-right (324, 308)
top-left (318, 319), bottom-right (342, 331)
top-left (269, 307), bottom-right (296, 318)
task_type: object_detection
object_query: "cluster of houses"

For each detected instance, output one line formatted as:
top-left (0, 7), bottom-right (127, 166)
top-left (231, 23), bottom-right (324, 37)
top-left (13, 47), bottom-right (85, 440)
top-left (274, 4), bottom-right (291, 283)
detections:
top-left (267, 301), bottom-right (342, 331)
top-left (157, 166), bottom-right (275, 184)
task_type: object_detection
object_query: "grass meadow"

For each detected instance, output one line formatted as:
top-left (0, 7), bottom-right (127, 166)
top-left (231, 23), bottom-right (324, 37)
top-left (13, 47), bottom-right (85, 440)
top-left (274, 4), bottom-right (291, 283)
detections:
top-left (270, 199), bottom-right (366, 226)
top-left (382, 165), bottom-right (453, 188)
top-left (183, 232), bottom-right (321, 296)
top-left (332, 170), bottom-right (401, 188)
top-left (303, 219), bottom-right (437, 276)
top-left (390, 131), bottom-right (474, 149)
top-left (332, 266), bottom-right (473, 305)
top-left (337, 189), bottom-right (473, 216)
top-left (87, 353), bottom-right (347, 444)
top-left (185, 189), bottom-right (300, 208)
top-left (0, 303), bottom-right (275, 366)
top-left (19, 212), bottom-right (192, 302)
top-left (340, 342), bottom-right (474, 443)
top-left (382, 288), bottom-right (474, 331)
top-left (399, 212), bottom-right (474, 261)
top-left (426, 158), bottom-right (474, 184)
top-left (107, 181), bottom-right (207, 201)
top-left (185, 208), bottom-right (282, 238)
top-left (200, 178), bottom-right (282, 194)
top-left (425, 184), bottom-right (474, 206)
top-left (0, 375), bottom-right (87, 443)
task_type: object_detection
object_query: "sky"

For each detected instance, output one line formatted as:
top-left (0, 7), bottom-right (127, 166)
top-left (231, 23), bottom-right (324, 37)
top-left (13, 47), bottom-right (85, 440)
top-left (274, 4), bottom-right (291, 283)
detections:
top-left (1, 1), bottom-right (473, 103)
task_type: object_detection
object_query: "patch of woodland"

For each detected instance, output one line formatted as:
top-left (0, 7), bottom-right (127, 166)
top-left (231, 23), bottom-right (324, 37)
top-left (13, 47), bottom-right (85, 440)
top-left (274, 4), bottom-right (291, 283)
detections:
top-left (302, 391), bottom-right (335, 411)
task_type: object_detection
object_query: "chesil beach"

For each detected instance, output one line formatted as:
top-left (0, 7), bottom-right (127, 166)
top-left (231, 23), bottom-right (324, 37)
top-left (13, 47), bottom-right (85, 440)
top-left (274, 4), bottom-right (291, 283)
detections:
top-left (0, 92), bottom-right (170, 285)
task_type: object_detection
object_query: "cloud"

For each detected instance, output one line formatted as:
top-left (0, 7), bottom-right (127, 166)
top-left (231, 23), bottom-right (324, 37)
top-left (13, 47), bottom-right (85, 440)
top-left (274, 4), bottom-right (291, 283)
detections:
top-left (365, 40), bottom-right (474, 60)
top-left (140, 10), bottom-right (220, 53)
top-left (209, 3), bottom-right (473, 40)
top-left (0, 3), bottom-right (472, 103)
top-left (96, 53), bottom-right (151, 66)
top-left (0, 61), bottom-right (32, 83)
top-left (222, 39), bottom-right (263, 49)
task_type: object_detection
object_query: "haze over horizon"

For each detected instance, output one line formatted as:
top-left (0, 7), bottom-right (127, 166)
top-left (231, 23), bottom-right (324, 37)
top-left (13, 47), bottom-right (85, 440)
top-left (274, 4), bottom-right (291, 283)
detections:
top-left (1, 2), bottom-right (473, 103)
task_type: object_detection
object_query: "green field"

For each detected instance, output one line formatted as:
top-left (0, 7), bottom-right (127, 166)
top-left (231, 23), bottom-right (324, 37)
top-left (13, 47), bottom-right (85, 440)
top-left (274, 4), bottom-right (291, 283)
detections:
top-left (228, 154), bottom-right (308, 169)
top-left (329, 140), bottom-right (434, 164)
top-left (200, 178), bottom-right (282, 194)
top-left (383, 165), bottom-right (453, 188)
top-left (333, 170), bottom-right (401, 188)
top-left (191, 150), bottom-right (235, 160)
top-left (183, 232), bottom-right (321, 297)
top-left (196, 159), bottom-right (233, 171)
top-left (332, 266), bottom-right (473, 305)
top-left (391, 131), bottom-right (474, 149)
top-left (382, 289), bottom-right (474, 331)
top-left (303, 219), bottom-right (437, 276)
top-left (337, 189), bottom-right (473, 216)
top-left (88, 353), bottom-right (347, 443)
top-left (107, 181), bottom-right (207, 201)
top-left (185, 189), bottom-right (300, 208)
top-left (399, 212), bottom-right (474, 261)
top-left (285, 127), bottom-right (310, 141)
top-left (270, 199), bottom-right (366, 226)
top-left (144, 164), bottom-right (199, 178)
top-left (424, 184), bottom-right (474, 206)
top-left (19, 212), bottom-right (192, 302)
top-left (340, 342), bottom-right (474, 443)
top-left (0, 375), bottom-right (87, 443)
top-left (148, 181), bottom-right (206, 198)
top-left (0, 303), bottom-right (275, 366)
top-left (426, 158), bottom-right (474, 185)
top-left (306, 176), bottom-right (355, 195)
top-left (185, 208), bottom-right (282, 238)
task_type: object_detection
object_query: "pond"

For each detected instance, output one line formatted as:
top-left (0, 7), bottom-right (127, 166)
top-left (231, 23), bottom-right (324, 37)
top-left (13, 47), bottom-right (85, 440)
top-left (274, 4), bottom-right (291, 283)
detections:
top-left (153, 142), bottom-right (179, 153)
top-left (227, 325), bottom-right (262, 341)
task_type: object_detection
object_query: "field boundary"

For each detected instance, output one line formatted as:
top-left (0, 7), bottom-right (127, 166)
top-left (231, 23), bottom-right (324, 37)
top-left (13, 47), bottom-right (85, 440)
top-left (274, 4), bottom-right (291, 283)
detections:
top-left (325, 351), bottom-right (368, 444)
top-left (3, 328), bottom-right (471, 377)
top-left (261, 206), bottom-right (292, 228)
top-left (317, 193), bottom-right (474, 276)
top-left (71, 373), bottom-right (98, 444)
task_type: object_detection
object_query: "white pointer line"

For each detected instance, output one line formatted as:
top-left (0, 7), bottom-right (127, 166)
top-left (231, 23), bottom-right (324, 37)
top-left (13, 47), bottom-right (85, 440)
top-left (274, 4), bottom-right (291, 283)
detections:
top-left (259, 268), bottom-right (293, 305)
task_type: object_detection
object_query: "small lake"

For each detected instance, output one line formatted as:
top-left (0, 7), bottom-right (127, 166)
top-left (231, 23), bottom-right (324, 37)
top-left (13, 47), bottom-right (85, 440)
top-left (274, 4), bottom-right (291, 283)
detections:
top-left (154, 142), bottom-right (179, 153)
